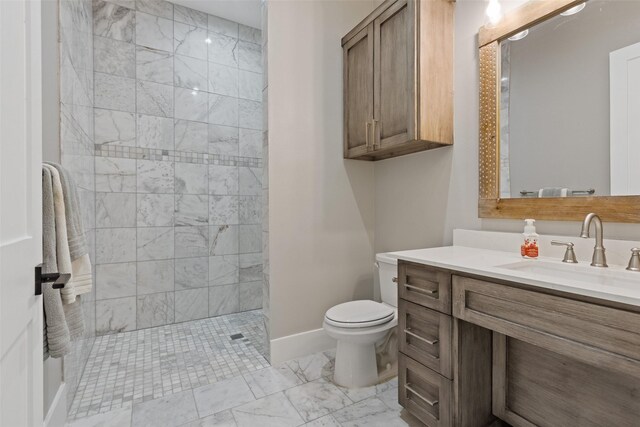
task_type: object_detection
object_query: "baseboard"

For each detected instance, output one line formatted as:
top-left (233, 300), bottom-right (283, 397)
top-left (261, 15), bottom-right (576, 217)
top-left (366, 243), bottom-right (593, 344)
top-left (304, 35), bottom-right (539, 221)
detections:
top-left (270, 328), bottom-right (336, 364)
top-left (44, 382), bottom-right (67, 427)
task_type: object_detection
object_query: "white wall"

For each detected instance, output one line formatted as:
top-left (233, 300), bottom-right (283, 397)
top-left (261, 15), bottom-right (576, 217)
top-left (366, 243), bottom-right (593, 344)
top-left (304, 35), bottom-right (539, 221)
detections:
top-left (267, 0), bottom-right (380, 340)
top-left (374, 0), bottom-right (640, 255)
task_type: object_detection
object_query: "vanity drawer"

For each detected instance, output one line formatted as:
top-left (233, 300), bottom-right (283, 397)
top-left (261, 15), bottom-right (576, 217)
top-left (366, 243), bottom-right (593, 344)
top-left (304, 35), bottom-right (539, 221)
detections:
top-left (452, 275), bottom-right (640, 378)
top-left (399, 299), bottom-right (452, 379)
top-left (399, 353), bottom-right (452, 427)
top-left (399, 261), bottom-right (452, 314)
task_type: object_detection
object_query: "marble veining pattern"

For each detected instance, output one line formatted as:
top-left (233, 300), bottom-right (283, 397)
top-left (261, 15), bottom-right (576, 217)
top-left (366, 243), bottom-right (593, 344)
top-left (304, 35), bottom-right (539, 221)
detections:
top-left (95, 72), bottom-right (136, 112)
top-left (136, 0), bottom-right (173, 19)
top-left (208, 15), bottom-right (238, 38)
top-left (95, 109), bottom-right (136, 147)
top-left (93, 0), bottom-right (135, 43)
top-left (68, 345), bottom-right (408, 427)
top-left (136, 46), bottom-right (174, 85)
top-left (137, 193), bottom-right (175, 226)
top-left (175, 256), bottom-right (208, 290)
top-left (174, 55), bottom-right (208, 91)
top-left (136, 80), bottom-right (174, 117)
top-left (94, 36), bottom-right (135, 78)
top-left (174, 22), bottom-right (208, 60)
top-left (135, 12), bottom-right (173, 52)
top-left (136, 114), bottom-right (174, 150)
top-left (174, 4), bottom-right (207, 28)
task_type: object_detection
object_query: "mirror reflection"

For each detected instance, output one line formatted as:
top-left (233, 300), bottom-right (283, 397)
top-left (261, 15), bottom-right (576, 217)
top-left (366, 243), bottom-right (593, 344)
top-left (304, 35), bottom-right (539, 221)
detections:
top-left (499, 0), bottom-right (640, 198)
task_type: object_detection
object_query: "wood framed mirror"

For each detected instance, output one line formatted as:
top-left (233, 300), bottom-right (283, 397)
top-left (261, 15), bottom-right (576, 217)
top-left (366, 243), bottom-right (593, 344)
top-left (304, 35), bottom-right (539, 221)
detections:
top-left (478, 0), bottom-right (640, 222)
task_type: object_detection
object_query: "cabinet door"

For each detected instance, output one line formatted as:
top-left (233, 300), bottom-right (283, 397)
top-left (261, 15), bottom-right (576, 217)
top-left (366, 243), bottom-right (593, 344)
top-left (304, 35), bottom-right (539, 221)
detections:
top-left (343, 23), bottom-right (374, 159)
top-left (374, 0), bottom-right (414, 150)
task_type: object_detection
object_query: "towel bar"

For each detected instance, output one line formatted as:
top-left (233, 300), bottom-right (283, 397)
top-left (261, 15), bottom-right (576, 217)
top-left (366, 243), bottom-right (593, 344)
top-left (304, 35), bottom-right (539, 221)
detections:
top-left (35, 264), bottom-right (71, 296)
top-left (520, 188), bottom-right (595, 197)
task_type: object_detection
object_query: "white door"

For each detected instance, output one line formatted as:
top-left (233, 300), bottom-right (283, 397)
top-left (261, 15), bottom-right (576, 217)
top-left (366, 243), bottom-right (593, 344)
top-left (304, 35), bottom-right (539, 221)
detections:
top-left (610, 42), bottom-right (640, 195)
top-left (0, 0), bottom-right (44, 426)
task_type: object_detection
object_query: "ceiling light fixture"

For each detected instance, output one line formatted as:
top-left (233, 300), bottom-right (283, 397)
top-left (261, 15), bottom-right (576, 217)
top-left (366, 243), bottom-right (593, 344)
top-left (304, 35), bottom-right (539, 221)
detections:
top-left (205, 37), bottom-right (212, 44)
top-left (508, 29), bottom-right (529, 41)
top-left (560, 2), bottom-right (586, 16)
top-left (486, 0), bottom-right (503, 26)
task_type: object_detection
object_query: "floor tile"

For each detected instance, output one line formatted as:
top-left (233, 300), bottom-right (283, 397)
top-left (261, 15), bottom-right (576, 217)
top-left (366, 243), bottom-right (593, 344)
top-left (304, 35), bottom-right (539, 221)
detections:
top-left (68, 311), bottom-right (268, 421)
top-left (377, 386), bottom-right (401, 411)
top-left (131, 390), bottom-right (198, 427)
top-left (178, 410), bottom-right (237, 427)
top-left (337, 377), bottom-right (398, 404)
top-left (303, 414), bottom-right (341, 427)
top-left (243, 364), bottom-right (304, 398)
top-left (284, 378), bottom-right (352, 422)
top-left (286, 352), bottom-right (330, 382)
top-left (332, 397), bottom-right (412, 427)
top-left (66, 407), bottom-right (132, 427)
top-left (193, 376), bottom-right (255, 417)
top-left (231, 392), bottom-right (304, 427)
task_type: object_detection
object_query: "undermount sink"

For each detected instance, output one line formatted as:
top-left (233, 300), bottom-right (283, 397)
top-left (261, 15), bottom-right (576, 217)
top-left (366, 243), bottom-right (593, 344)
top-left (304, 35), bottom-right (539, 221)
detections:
top-left (496, 260), bottom-right (640, 290)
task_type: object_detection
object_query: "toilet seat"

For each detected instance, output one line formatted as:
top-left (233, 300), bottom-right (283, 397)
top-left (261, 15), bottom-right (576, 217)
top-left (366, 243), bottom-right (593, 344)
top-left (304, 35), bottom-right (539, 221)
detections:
top-left (324, 300), bottom-right (395, 328)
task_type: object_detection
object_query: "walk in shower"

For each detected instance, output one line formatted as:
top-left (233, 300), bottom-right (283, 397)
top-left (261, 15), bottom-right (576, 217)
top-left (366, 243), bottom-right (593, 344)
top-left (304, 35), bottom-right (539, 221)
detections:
top-left (56, 0), bottom-right (267, 421)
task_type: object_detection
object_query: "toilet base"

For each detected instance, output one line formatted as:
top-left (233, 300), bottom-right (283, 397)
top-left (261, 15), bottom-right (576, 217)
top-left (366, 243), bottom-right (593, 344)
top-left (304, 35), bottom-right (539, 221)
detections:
top-left (333, 340), bottom-right (378, 388)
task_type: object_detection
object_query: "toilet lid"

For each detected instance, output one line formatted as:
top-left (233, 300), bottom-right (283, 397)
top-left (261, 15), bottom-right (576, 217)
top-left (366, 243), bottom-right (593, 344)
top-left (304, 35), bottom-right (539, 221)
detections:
top-left (325, 300), bottom-right (395, 328)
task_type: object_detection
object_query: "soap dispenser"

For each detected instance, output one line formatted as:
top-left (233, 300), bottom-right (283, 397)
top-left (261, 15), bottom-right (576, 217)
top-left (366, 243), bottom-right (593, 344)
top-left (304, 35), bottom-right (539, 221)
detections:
top-left (521, 219), bottom-right (539, 259)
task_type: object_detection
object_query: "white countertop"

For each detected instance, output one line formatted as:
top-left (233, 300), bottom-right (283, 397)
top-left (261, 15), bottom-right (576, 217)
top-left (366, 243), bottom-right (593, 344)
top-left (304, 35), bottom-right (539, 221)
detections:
top-left (389, 246), bottom-right (640, 308)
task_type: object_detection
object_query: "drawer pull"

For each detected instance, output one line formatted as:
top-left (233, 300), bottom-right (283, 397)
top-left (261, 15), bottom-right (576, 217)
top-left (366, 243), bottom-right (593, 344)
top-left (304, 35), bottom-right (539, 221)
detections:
top-left (404, 329), bottom-right (439, 346)
top-left (406, 383), bottom-right (439, 407)
top-left (404, 284), bottom-right (439, 295)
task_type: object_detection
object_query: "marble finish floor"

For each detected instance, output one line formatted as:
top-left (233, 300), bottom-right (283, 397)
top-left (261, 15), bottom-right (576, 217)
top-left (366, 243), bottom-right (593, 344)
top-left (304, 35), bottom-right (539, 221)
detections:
top-left (68, 311), bottom-right (269, 420)
top-left (68, 348), bottom-right (418, 427)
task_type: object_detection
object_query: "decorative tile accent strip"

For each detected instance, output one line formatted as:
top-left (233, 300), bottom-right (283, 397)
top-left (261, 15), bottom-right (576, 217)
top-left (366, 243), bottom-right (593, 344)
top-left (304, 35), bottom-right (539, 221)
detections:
top-left (94, 143), bottom-right (262, 167)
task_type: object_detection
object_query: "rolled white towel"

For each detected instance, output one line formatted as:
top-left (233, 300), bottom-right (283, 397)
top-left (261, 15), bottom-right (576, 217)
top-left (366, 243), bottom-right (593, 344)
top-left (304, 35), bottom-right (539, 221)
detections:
top-left (538, 187), bottom-right (568, 198)
top-left (43, 164), bottom-right (76, 304)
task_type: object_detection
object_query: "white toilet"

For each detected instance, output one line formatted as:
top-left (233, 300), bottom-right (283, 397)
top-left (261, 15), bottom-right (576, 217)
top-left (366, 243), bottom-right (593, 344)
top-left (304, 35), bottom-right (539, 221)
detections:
top-left (323, 253), bottom-right (398, 388)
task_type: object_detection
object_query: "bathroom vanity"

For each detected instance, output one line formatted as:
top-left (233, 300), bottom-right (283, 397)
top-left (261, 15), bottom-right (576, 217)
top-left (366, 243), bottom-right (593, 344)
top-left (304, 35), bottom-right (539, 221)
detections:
top-left (393, 244), bottom-right (640, 427)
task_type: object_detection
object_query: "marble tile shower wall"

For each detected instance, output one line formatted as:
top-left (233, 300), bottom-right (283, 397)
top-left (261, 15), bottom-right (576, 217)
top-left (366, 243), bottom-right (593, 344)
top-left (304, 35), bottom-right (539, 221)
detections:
top-left (60, 0), bottom-right (97, 409)
top-left (92, 0), bottom-right (263, 335)
top-left (260, 0), bottom-right (270, 361)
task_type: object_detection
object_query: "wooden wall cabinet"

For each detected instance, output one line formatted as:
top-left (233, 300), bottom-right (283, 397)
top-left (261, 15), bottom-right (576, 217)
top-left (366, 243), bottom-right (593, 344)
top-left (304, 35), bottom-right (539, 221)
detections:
top-left (342, 0), bottom-right (454, 161)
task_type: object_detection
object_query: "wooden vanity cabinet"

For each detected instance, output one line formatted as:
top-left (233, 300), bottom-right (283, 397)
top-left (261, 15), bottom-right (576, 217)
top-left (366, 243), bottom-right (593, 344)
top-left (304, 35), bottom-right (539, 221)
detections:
top-left (397, 259), bottom-right (640, 427)
top-left (397, 261), bottom-right (493, 427)
top-left (342, 0), bottom-right (454, 161)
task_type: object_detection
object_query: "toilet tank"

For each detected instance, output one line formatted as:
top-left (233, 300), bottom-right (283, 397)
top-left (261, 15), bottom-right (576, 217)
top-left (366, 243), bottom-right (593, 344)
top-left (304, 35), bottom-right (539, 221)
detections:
top-left (376, 253), bottom-right (398, 308)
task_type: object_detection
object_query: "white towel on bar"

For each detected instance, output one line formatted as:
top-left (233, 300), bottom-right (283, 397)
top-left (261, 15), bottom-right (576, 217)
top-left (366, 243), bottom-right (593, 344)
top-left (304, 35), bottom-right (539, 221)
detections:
top-left (43, 164), bottom-right (76, 303)
top-left (46, 162), bottom-right (92, 297)
top-left (42, 166), bottom-right (72, 359)
top-left (43, 164), bottom-right (85, 339)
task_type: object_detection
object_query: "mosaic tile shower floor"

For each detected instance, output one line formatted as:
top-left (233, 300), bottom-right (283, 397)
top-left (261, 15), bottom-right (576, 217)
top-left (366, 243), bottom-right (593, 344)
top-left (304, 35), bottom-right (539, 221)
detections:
top-left (68, 310), bottom-right (269, 420)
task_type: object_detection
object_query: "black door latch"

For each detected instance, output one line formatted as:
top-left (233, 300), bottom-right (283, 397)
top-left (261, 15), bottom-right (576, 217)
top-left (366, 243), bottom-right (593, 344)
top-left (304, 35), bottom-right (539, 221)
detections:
top-left (35, 264), bottom-right (71, 296)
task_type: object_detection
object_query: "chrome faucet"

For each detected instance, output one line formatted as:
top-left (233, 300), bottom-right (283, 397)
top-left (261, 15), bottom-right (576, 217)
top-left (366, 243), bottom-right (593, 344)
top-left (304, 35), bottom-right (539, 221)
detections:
top-left (579, 213), bottom-right (608, 267)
